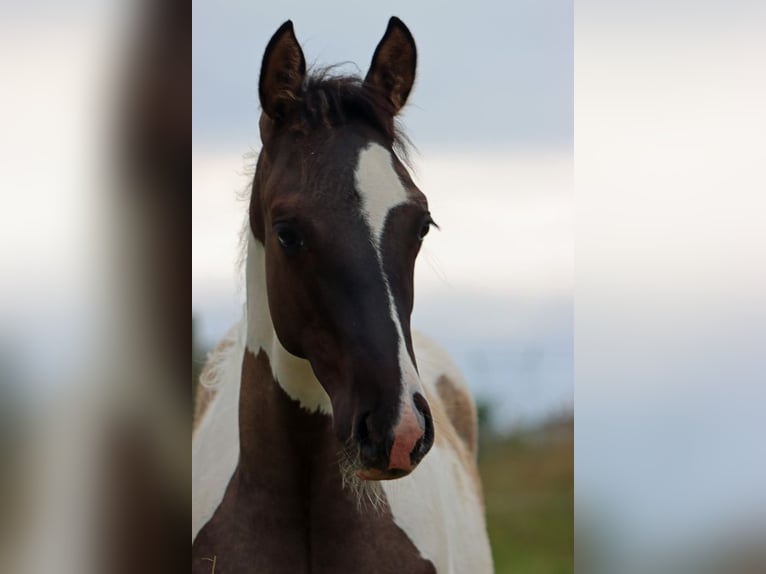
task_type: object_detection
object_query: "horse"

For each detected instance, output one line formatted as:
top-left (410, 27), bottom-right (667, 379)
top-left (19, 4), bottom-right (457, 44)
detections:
top-left (192, 17), bottom-right (493, 573)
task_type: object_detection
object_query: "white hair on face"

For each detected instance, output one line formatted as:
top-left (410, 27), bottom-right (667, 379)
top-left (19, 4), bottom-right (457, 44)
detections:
top-left (355, 143), bottom-right (410, 248)
top-left (354, 143), bottom-right (424, 405)
top-left (244, 232), bottom-right (333, 415)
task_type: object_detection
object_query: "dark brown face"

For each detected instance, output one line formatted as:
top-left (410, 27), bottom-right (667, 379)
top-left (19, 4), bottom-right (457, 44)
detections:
top-left (250, 19), bottom-right (435, 479)
top-left (251, 126), bottom-right (433, 478)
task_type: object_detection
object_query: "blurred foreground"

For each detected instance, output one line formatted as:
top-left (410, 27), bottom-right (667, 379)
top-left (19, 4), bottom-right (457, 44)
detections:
top-left (1, 0), bottom-right (188, 572)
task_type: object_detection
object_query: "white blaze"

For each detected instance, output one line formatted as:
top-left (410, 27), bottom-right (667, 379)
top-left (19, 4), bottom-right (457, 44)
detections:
top-left (354, 143), bottom-right (424, 406)
top-left (355, 143), bottom-right (409, 245)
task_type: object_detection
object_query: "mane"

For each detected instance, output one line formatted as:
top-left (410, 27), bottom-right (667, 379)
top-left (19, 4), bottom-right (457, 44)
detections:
top-left (282, 67), bottom-right (412, 164)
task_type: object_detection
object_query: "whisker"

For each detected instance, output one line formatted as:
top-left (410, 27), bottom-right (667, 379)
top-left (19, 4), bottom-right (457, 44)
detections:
top-left (335, 441), bottom-right (386, 515)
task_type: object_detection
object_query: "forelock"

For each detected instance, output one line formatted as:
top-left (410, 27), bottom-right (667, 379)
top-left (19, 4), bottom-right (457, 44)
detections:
top-left (274, 67), bottom-right (412, 165)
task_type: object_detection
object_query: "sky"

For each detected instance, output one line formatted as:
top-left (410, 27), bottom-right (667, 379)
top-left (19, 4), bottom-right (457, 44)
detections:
top-left (192, 0), bottom-right (573, 154)
top-left (192, 1), bottom-right (574, 430)
top-left (573, 4), bottom-right (766, 565)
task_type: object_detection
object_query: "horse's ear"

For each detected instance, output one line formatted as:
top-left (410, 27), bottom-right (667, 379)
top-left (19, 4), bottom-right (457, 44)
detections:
top-left (259, 21), bottom-right (306, 121)
top-left (364, 17), bottom-right (417, 114)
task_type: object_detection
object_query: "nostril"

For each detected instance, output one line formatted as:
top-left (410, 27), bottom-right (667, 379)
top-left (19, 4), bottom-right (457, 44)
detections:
top-left (413, 392), bottom-right (431, 424)
top-left (355, 412), bottom-right (378, 463)
top-left (411, 392), bottom-right (434, 462)
top-left (412, 393), bottom-right (432, 431)
top-left (356, 411), bottom-right (371, 444)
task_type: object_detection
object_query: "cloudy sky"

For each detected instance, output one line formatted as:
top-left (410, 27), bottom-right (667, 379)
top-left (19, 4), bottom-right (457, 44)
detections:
top-left (192, 1), bottom-right (574, 429)
top-left (193, 0), bottom-right (573, 153)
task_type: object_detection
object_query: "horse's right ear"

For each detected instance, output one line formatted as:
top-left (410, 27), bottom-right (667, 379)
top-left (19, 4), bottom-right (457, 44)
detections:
top-left (259, 21), bottom-right (306, 121)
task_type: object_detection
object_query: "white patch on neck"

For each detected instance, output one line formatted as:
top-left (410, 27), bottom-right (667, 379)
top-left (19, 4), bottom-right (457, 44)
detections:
top-left (245, 232), bottom-right (333, 414)
top-left (192, 324), bottom-right (243, 541)
top-left (354, 143), bottom-right (423, 403)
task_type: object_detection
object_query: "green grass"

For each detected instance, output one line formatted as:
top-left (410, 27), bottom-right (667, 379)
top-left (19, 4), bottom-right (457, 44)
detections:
top-left (478, 416), bottom-right (574, 574)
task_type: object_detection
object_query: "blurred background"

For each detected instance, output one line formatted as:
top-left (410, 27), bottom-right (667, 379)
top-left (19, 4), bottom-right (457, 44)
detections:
top-left (1, 1), bottom-right (189, 572)
top-left (575, 3), bottom-right (766, 572)
top-left (192, 2), bottom-right (573, 572)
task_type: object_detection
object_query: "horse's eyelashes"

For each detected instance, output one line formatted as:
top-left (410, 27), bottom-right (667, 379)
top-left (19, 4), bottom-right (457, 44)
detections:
top-left (418, 216), bottom-right (437, 241)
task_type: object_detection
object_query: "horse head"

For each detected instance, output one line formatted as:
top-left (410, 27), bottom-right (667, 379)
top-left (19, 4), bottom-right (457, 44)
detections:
top-left (251, 18), bottom-right (435, 480)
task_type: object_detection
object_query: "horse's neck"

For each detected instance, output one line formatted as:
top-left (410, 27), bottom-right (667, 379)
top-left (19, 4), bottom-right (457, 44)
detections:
top-left (237, 345), bottom-right (334, 484)
top-left (243, 232), bottom-right (332, 414)
top-left (238, 232), bottom-right (335, 476)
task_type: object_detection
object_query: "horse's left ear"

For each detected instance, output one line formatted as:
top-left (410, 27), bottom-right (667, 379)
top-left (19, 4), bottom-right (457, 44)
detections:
top-left (364, 17), bottom-right (417, 114)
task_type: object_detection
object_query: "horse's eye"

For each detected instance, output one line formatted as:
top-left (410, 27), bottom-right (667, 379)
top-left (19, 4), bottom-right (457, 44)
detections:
top-left (419, 216), bottom-right (437, 241)
top-left (276, 226), bottom-right (304, 251)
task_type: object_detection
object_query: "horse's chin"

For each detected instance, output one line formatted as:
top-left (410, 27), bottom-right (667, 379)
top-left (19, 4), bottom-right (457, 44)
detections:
top-left (356, 467), bottom-right (414, 481)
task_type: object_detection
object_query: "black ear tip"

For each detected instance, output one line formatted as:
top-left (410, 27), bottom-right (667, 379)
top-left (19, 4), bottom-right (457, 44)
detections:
top-left (276, 20), bottom-right (295, 36)
top-left (262, 20), bottom-right (300, 65)
top-left (264, 21), bottom-right (297, 54)
top-left (386, 16), bottom-right (414, 42)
